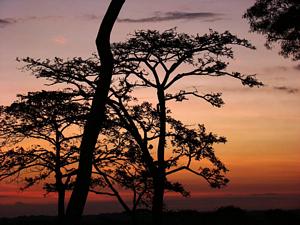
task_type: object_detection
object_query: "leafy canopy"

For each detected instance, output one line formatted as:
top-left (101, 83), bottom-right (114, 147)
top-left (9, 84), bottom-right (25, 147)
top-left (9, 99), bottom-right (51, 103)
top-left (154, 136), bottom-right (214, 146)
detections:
top-left (244, 0), bottom-right (300, 60)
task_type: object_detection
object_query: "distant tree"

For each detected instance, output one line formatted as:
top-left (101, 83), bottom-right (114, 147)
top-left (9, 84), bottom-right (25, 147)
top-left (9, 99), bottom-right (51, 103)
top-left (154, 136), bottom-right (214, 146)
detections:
top-left (0, 90), bottom-right (88, 220)
top-left (244, 0), bottom-right (300, 60)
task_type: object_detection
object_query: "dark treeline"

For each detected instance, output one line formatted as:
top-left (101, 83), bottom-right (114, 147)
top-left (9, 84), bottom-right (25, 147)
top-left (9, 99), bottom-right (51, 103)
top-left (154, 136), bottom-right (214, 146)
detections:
top-left (0, 208), bottom-right (299, 225)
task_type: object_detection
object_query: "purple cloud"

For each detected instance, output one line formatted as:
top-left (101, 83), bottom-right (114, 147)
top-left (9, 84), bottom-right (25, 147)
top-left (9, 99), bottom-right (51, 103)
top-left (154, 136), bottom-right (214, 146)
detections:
top-left (117, 11), bottom-right (223, 23)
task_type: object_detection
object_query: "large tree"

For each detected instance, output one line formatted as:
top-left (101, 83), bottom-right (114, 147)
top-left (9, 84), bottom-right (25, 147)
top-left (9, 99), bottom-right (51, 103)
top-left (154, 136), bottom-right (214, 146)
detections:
top-left (113, 28), bottom-right (263, 224)
top-left (0, 90), bottom-right (88, 220)
top-left (244, 0), bottom-right (300, 60)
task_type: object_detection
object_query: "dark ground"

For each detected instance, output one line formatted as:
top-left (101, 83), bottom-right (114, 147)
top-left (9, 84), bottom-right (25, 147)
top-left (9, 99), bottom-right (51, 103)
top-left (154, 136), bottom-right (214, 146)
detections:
top-left (0, 207), bottom-right (299, 225)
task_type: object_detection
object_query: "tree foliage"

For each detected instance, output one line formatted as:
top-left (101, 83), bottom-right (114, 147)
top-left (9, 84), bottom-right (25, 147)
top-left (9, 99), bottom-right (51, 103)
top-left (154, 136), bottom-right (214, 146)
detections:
top-left (244, 0), bottom-right (300, 60)
top-left (0, 90), bottom-right (88, 147)
top-left (114, 28), bottom-right (262, 91)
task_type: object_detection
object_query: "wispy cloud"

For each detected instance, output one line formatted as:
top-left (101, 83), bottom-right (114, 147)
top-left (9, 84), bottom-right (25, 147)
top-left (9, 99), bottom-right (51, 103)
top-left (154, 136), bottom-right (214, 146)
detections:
top-left (0, 16), bottom-right (62, 28)
top-left (273, 86), bottom-right (299, 94)
top-left (263, 65), bottom-right (289, 73)
top-left (0, 18), bottom-right (17, 28)
top-left (118, 11), bottom-right (224, 23)
top-left (264, 65), bottom-right (300, 73)
top-left (83, 11), bottom-right (224, 23)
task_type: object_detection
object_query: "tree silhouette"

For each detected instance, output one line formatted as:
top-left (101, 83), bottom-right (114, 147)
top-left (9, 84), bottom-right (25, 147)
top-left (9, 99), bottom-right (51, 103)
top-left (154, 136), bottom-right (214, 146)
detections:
top-left (112, 28), bottom-right (263, 224)
top-left (15, 55), bottom-right (227, 224)
top-left (15, 56), bottom-right (152, 225)
top-left (91, 91), bottom-right (228, 225)
top-left (65, 0), bottom-right (125, 223)
top-left (0, 88), bottom-right (150, 224)
top-left (0, 90), bottom-right (89, 220)
top-left (17, 28), bottom-right (262, 224)
top-left (244, 0), bottom-right (300, 60)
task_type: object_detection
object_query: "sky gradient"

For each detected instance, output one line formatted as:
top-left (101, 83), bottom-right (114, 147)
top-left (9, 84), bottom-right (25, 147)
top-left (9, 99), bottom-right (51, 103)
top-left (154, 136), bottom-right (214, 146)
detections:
top-left (0, 0), bottom-right (299, 216)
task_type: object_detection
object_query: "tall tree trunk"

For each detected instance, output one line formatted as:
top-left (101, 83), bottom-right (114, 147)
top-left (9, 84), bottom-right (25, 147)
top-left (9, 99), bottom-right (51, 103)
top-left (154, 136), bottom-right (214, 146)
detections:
top-left (152, 88), bottom-right (167, 225)
top-left (65, 1), bottom-right (125, 224)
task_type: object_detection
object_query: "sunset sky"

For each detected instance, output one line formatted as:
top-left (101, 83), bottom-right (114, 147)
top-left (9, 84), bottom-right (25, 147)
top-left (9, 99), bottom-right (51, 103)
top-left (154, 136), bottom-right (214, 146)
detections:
top-left (0, 0), bottom-right (299, 216)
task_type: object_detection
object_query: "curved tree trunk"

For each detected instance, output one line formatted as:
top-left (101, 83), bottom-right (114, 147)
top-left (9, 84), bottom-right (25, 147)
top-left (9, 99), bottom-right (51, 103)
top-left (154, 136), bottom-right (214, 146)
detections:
top-left (65, 1), bottom-right (125, 224)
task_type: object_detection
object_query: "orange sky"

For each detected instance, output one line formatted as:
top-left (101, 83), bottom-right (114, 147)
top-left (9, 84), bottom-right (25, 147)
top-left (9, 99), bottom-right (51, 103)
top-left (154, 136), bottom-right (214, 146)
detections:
top-left (0, 0), bottom-right (299, 216)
